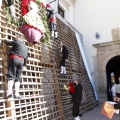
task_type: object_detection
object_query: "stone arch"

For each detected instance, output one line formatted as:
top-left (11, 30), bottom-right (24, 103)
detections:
top-left (97, 52), bottom-right (120, 101)
top-left (93, 41), bottom-right (120, 102)
top-left (93, 42), bottom-right (120, 101)
top-left (102, 52), bottom-right (120, 71)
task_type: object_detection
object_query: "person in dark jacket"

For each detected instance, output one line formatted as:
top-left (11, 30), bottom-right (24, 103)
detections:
top-left (4, 35), bottom-right (28, 99)
top-left (69, 78), bottom-right (83, 120)
top-left (59, 41), bottom-right (69, 75)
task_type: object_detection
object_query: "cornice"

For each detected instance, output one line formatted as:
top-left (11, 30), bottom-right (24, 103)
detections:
top-left (60, 0), bottom-right (76, 8)
top-left (93, 40), bottom-right (120, 48)
top-left (68, 0), bottom-right (76, 4)
top-left (60, 0), bottom-right (70, 8)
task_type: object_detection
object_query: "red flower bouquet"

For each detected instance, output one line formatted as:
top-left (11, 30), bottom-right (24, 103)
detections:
top-left (68, 82), bottom-right (75, 93)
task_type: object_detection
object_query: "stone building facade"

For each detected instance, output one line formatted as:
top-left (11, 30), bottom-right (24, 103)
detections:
top-left (93, 28), bottom-right (120, 101)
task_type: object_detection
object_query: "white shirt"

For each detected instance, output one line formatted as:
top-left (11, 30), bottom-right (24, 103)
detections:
top-left (111, 84), bottom-right (116, 97)
top-left (116, 84), bottom-right (120, 94)
top-left (60, 47), bottom-right (62, 52)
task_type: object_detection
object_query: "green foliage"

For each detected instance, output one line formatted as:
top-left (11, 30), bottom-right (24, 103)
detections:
top-left (4, 2), bottom-right (17, 26)
top-left (39, 6), bottom-right (50, 44)
top-left (35, 0), bottom-right (40, 5)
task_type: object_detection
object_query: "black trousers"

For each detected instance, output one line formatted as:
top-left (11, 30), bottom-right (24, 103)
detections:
top-left (7, 57), bottom-right (24, 82)
top-left (60, 54), bottom-right (68, 67)
top-left (60, 57), bottom-right (66, 67)
top-left (72, 101), bottom-right (81, 117)
top-left (50, 22), bottom-right (55, 31)
top-left (2, 0), bottom-right (13, 6)
top-left (8, 0), bottom-right (14, 6)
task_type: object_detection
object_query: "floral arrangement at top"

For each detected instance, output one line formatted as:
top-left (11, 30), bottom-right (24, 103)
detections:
top-left (19, 0), bottom-right (50, 44)
top-left (0, 0), bottom-right (53, 44)
top-left (1, 0), bottom-right (58, 44)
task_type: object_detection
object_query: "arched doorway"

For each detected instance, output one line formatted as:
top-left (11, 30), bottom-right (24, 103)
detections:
top-left (106, 55), bottom-right (120, 101)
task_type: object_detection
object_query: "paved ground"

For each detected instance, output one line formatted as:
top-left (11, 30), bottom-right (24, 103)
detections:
top-left (80, 104), bottom-right (120, 120)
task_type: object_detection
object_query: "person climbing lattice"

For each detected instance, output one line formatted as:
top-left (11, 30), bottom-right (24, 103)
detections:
top-left (58, 41), bottom-right (69, 75)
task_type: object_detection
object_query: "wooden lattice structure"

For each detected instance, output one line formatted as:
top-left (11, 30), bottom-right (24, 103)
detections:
top-left (0, 1), bottom-right (97, 120)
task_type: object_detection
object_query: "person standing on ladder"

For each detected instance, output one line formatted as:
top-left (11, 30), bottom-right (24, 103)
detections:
top-left (4, 34), bottom-right (28, 99)
top-left (58, 41), bottom-right (69, 75)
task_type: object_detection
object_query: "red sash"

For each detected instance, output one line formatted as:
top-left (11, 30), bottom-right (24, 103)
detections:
top-left (10, 54), bottom-right (24, 60)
